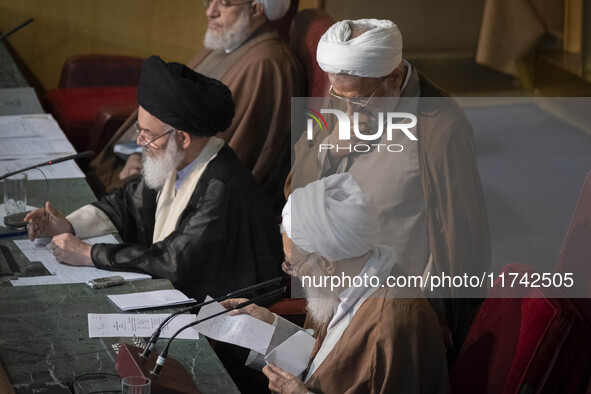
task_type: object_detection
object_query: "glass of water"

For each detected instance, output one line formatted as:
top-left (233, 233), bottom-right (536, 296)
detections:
top-left (122, 376), bottom-right (151, 394)
top-left (3, 173), bottom-right (27, 215)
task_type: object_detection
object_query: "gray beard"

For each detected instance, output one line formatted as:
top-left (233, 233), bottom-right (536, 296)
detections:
top-left (203, 8), bottom-right (251, 51)
top-left (141, 137), bottom-right (184, 190)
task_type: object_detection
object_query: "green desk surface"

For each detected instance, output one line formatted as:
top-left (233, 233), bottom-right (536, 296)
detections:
top-left (0, 178), bottom-right (99, 280)
top-left (0, 177), bottom-right (239, 393)
top-left (0, 279), bottom-right (240, 394)
top-left (0, 43), bottom-right (28, 89)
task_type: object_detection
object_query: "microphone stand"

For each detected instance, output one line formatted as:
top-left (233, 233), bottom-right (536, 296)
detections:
top-left (152, 286), bottom-right (286, 375)
top-left (141, 276), bottom-right (283, 357)
top-left (0, 151), bottom-right (94, 181)
top-left (114, 280), bottom-right (285, 394)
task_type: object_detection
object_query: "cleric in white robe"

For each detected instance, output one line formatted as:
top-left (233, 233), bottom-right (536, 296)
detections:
top-left (25, 55), bottom-right (282, 300)
top-left (223, 173), bottom-right (449, 393)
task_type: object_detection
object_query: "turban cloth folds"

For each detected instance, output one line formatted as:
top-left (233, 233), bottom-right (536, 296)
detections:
top-left (137, 55), bottom-right (235, 137)
top-left (316, 19), bottom-right (403, 78)
top-left (282, 173), bottom-right (378, 261)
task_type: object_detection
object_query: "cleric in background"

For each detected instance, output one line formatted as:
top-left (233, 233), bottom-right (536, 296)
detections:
top-left (287, 18), bottom-right (491, 348)
top-left (90, 0), bottom-right (304, 208)
top-left (25, 55), bottom-right (282, 300)
top-left (223, 173), bottom-right (449, 393)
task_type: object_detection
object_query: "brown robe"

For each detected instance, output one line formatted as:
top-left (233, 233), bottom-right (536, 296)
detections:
top-left (88, 24), bottom-right (304, 203)
top-left (286, 69), bottom-right (491, 340)
top-left (305, 266), bottom-right (449, 393)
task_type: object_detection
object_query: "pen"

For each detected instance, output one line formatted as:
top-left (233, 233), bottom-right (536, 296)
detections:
top-left (0, 230), bottom-right (28, 239)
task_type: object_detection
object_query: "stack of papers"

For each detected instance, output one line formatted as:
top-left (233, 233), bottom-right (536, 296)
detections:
top-left (108, 290), bottom-right (196, 311)
top-left (10, 234), bottom-right (151, 286)
top-left (0, 114), bottom-right (85, 179)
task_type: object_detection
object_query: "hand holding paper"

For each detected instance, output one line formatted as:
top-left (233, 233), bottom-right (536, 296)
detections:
top-left (195, 296), bottom-right (276, 355)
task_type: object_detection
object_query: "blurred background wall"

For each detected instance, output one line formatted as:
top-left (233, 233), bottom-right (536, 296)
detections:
top-left (0, 0), bottom-right (484, 90)
top-left (326, 0), bottom-right (485, 53)
top-left (0, 0), bottom-right (206, 90)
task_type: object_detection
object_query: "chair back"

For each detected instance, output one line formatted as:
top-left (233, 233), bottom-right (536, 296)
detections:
top-left (58, 54), bottom-right (144, 89)
top-left (269, 0), bottom-right (299, 42)
top-left (555, 170), bottom-right (591, 299)
top-left (289, 8), bottom-right (334, 97)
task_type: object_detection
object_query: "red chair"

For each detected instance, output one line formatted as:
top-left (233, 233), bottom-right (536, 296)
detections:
top-left (555, 171), bottom-right (591, 305)
top-left (269, 0), bottom-right (299, 42)
top-left (45, 55), bottom-right (143, 153)
top-left (451, 172), bottom-right (591, 392)
top-left (450, 263), bottom-right (591, 393)
top-left (289, 8), bottom-right (334, 97)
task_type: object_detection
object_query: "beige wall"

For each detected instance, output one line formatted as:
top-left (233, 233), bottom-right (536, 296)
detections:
top-left (326, 0), bottom-right (485, 53)
top-left (0, 0), bottom-right (485, 90)
top-left (0, 0), bottom-right (206, 90)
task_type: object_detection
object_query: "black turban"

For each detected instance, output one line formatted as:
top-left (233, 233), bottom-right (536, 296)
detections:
top-left (137, 55), bottom-right (235, 137)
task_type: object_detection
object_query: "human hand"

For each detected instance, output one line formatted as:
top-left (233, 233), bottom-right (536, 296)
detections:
top-left (49, 233), bottom-right (93, 266)
top-left (263, 363), bottom-right (309, 394)
top-left (119, 153), bottom-right (142, 181)
top-left (219, 298), bottom-right (275, 325)
top-left (25, 202), bottom-right (74, 241)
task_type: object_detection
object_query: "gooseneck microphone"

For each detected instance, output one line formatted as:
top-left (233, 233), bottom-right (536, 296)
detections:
top-left (151, 286), bottom-right (286, 375)
top-left (0, 18), bottom-right (34, 42)
top-left (0, 151), bottom-right (94, 181)
top-left (141, 276), bottom-right (283, 358)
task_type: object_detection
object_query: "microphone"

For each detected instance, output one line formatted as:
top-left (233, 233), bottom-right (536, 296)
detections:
top-left (0, 151), bottom-right (94, 181)
top-left (0, 18), bottom-right (34, 42)
top-left (141, 276), bottom-right (283, 358)
top-left (152, 286), bottom-right (286, 375)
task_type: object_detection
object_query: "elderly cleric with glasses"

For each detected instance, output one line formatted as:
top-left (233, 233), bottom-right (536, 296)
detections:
top-left (287, 19), bottom-right (491, 353)
top-left (88, 0), bottom-right (303, 208)
top-left (222, 173), bottom-right (449, 393)
top-left (25, 56), bottom-right (282, 301)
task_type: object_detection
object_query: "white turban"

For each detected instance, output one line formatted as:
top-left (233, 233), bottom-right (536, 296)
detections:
top-left (282, 173), bottom-right (378, 262)
top-left (316, 19), bottom-right (403, 78)
top-left (255, 0), bottom-right (290, 21)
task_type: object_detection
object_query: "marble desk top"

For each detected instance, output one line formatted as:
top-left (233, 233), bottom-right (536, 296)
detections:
top-left (0, 279), bottom-right (239, 393)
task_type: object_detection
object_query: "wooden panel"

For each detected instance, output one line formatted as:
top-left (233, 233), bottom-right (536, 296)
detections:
top-left (564, 0), bottom-right (582, 54)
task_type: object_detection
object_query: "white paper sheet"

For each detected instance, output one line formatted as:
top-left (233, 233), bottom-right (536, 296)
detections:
top-left (264, 330), bottom-right (316, 376)
top-left (195, 296), bottom-right (275, 354)
top-left (108, 290), bottom-right (196, 311)
top-left (0, 114), bottom-right (64, 139)
top-left (0, 159), bottom-right (85, 180)
top-left (10, 234), bottom-right (151, 286)
top-left (0, 137), bottom-right (76, 159)
top-left (88, 313), bottom-right (199, 339)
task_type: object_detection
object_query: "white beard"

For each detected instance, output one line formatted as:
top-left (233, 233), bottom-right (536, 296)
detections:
top-left (303, 263), bottom-right (340, 326)
top-left (203, 8), bottom-right (251, 51)
top-left (141, 137), bottom-right (184, 190)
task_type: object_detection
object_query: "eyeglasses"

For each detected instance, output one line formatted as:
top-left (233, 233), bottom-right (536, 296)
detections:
top-left (203, 0), bottom-right (253, 8)
top-left (281, 252), bottom-right (312, 276)
top-left (134, 121), bottom-right (176, 149)
top-left (328, 78), bottom-right (384, 108)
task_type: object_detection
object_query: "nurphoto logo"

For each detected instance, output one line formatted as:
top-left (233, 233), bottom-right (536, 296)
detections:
top-left (305, 108), bottom-right (418, 153)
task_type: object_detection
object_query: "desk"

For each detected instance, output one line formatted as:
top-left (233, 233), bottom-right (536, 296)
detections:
top-left (0, 179), bottom-right (97, 280)
top-left (0, 279), bottom-right (239, 393)
top-left (0, 180), bottom-right (240, 393)
top-left (0, 43), bottom-right (27, 89)
top-left (0, 167), bottom-right (238, 393)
